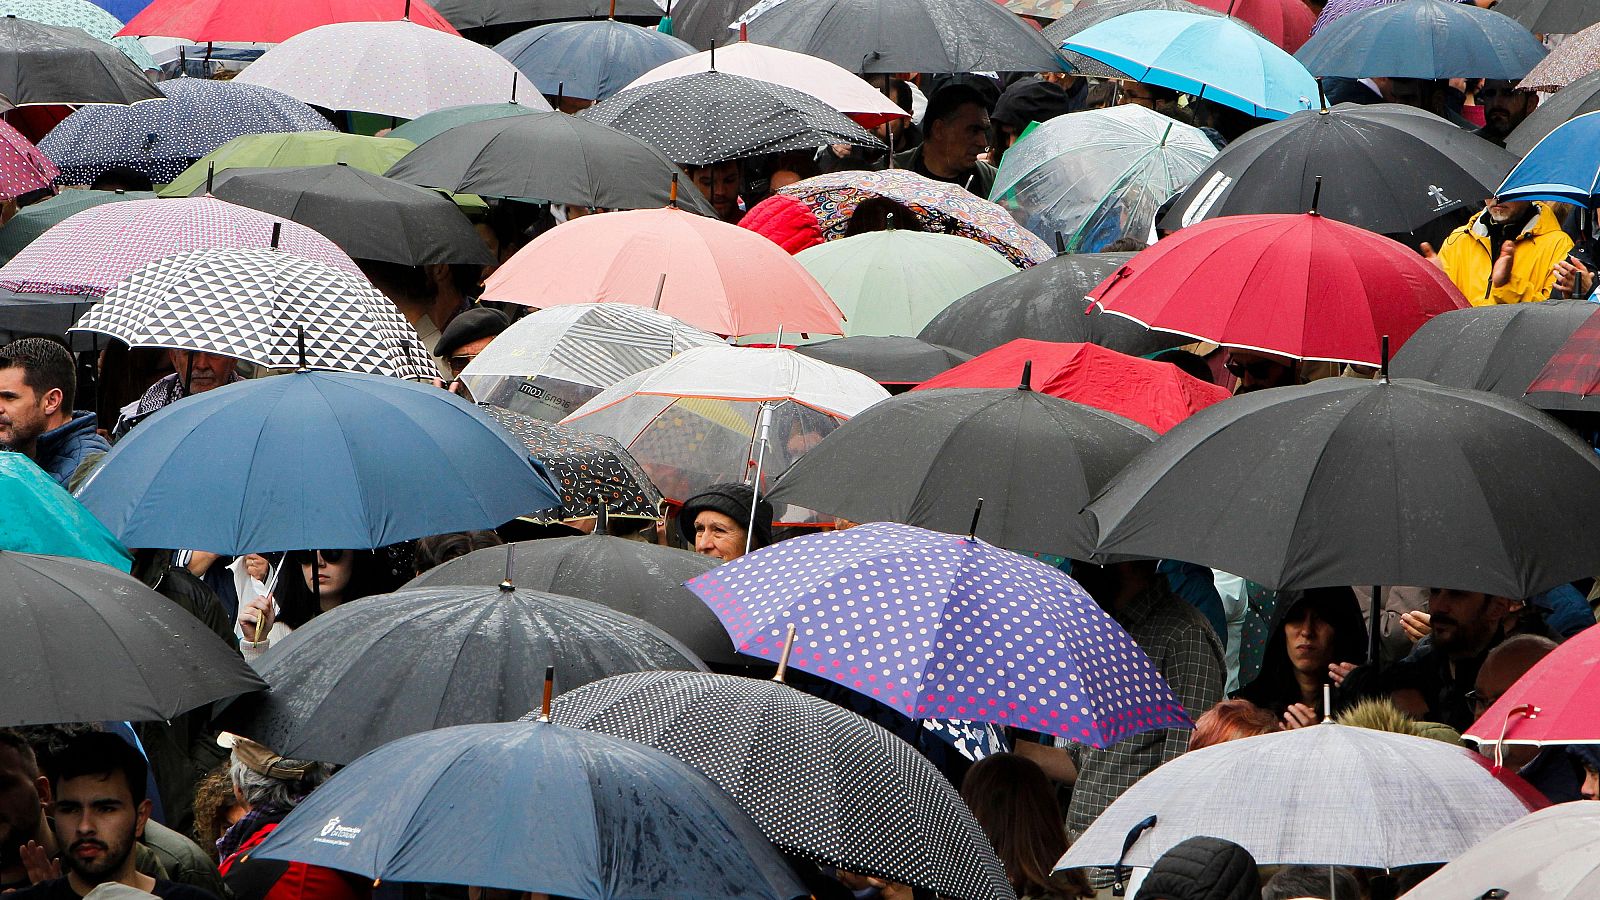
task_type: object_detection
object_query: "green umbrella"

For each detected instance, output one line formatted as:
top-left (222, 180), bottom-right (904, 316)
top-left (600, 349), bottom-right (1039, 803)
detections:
top-left (0, 454), bottom-right (131, 571)
top-left (388, 101), bottom-right (541, 145)
top-left (0, 0), bottom-right (158, 70)
top-left (794, 230), bottom-right (1018, 338)
top-left (0, 189), bottom-right (155, 265)
top-left (158, 133), bottom-right (416, 198)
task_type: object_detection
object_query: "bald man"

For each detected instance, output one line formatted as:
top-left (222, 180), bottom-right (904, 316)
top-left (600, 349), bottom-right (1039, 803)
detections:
top-left (1472, 634), bottom-right (1586, 802)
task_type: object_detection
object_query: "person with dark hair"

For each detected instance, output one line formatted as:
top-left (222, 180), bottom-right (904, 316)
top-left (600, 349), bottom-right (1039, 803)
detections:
top-left (818, 75), bottom-right (921, 175)
top-left (893, 84), bottom-right (996, 197)
top-left (989, 78), bottom-right (1073, 156)
top-left (235, 549), bottom-right (403, 659)
top-left (960, 754), bottom-right (1092, 899)
top-left (1261, 865), bottom-right (1361, 900)
top-left (1118, 83), bottom-right (1184, 120)
top-left (0, 338), bottom-right (108, 486)
top-left (843, 197), bottom-right (925, 237)
top-left (684, 160), bottom-right (743, 223)
top-left (1235, 588), bottom-right (1367, 728)
top-left (434, 307), bottom-right (510, 383)
top-left (412, 530), bottom-right (505, 576)
top-left (676, 482), bottom-right (773, 562)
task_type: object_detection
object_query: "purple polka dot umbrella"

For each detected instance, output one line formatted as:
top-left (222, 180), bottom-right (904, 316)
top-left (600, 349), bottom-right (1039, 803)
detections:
top-left (685, 521), bottom-right (1191, 747)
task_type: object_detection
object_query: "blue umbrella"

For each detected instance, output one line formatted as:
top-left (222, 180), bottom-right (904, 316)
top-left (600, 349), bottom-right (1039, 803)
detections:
top-left (685, 521), bottom-right (1191, 748)
top-left (76, 370), bottom-right (563, 554)
top-left (248, 721), bottom-right (807, 900)
top-left (0, 454), bottom-right (131, 571)
top-left (87, 0), bottom-right (151, 23)
top-left (1496, 109), bottom-right (1600, 206)
top-left (495, 20), bottom-right (696, 103)
top-left (1062, 10), bottom-right (1317, 119)
top-left (1295, 0), bottom-right (1547, 79)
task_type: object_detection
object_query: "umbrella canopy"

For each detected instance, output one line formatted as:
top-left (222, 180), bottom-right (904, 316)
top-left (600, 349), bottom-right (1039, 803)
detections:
top-left (1390, 301), bottom-right (1599, 399)
top-left (248, 721), bottom-right (806, 900)
top-left (429, 0), bottom-right (663, 30)
top-left (76, 370), bottom-right (562, 554)
top-left (479, 405), bottom-right (664, 521)
top-left (1159, 102), bottom-right (1517, 236)
top-left (1464, 622), bottom-right (1600, 747)
top-left (384, 100), bottom-right (538, 145)
top-left (460, 303), bottom-right (722, 421)
top-left (580, 70), bottom-right (883, 167)
top-left (207, 165), bottom-right (492, 266)
top-left (234, 20), bottom-right (536, 121)
top-left (792, 336), bottom-right (972, 386)
top-left (1086, 212), bottom-right (1467, 366)
top-left (1188, 0), bottom-right (1312, 51)
top-left (0, 0), bottom-right (155, 69)
top-left (1063, 11), bottom-right (1317, 118)
top-left (1519, 20), bottom-right (1600, 91)
top-left (991, 104), bottom-right (1215, 252)
top-left (1055, 723), bottom-right (1535, 870)
top-left (1496, 0), bottom-right (1599, 36)
top-left (385, 111), bottom-right (716, 214)
top-left (686, 521), bottom-right (1191, 744)
top-left (481, 206), bottom-right (844, 337)
top-left (666, 0), bottom-right (757, 49)
top-left (0, 189), bottom-right (151, 266)
top-left (1507, 70), bottom-right (1600, 156)
top-left (917, 252), bottom-right (1184, 357)
top-left (1041, 0), bottom-right (1253, 79)
top-left (769, 385), bottom-right (1154, 559)
top-left (1524, 311), bottom-right (1600, 412)
top-left (1, 551), bottom-right (265, 726)
top-left (495, 20), bottom-right (694, 103)
top-left (740, 0), bottom-right (1066, 74)
top-left (777, 169), bottom-right (1053, 268)
top-left (407, 536), bottom-right (732, 664)
top-left (159, 132), bottom-right (415, 198)
top-left (70, 248), bottom-right (440, 379)
top-left (795, 230), bottom-right (1018, 338)
top-left (117, 0), bottom-right (458, 42)
top-left (1310, 0), bottom-right (1395, 34)
top-left (554, 670), bottom-right (1015, 900)
top-left (915, 339), bottom-right (1230, 433)
top-left (1295, 0), bottom-right (1548, 80)
top-left (0, 16), bottom-right (160, 105)
top-left (1410, 805), bottom-right (1600, 900)
top-left (1495, 109), bottom-right (1600, 206)
top-left (219, 583), bottom-right (703, 764)
top-left (1087, 377), bottom-right (1600, 597)
top-left (0, 453), bottom-right (130, 570)
top-left (0, 117), bottom-right (56, 201)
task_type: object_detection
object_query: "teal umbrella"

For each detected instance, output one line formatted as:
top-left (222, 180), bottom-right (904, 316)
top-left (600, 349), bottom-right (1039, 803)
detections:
top-left (385, 101), bottom-right (541, 145)
top-left (0, 189), bottom-right (154, 265)
top-left (0, 0), bottom-right (158, 69)
top-left (0, 453), bottom-right (131, 571)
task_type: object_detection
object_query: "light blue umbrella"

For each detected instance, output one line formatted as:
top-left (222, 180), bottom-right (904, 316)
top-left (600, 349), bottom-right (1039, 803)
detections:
top-left (0, 453), bottom-right (131, 571)
top-left (1062, 10), bottom-right (1317, 119)
top-left (1495, 109), bottom-right (1600, 206)
top-left (1295, 0), bottom-right (1547, 80)
top-left (495, 19), bottom-right (695, 103)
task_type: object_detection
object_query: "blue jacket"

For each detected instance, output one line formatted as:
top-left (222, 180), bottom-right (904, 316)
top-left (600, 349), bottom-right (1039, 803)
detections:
top-left (33, 410), bottom-right (109, 487)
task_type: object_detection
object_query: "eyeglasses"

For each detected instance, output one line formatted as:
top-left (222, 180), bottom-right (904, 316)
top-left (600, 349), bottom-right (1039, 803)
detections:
top-left (1465, 690), bottom-right (1499, 712)
top-left (449, 355), bottom-right (476, 372)
top-left (300, 549), bottom-right (346, 566)
top-left (1224, 359), bottom-right (1286, 380)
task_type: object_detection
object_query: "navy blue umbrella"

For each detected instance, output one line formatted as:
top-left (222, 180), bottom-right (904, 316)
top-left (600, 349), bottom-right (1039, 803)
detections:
top-left (495, 20), bottom-right (695, 103)
top-left (1294, 0), bottom-right (1547, 79)
top-left (248, 720), bottom-right (807, 900)
top-left (77, 370), bottom-right (562, 554)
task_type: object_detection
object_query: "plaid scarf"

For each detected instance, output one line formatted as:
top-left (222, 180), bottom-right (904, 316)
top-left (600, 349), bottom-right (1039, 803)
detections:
top-left (217, 802), bottom-right (290, 863)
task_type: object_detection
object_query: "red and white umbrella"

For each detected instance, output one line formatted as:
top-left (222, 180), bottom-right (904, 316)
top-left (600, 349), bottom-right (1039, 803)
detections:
top-left (0, 118), bottom-right (57, 201)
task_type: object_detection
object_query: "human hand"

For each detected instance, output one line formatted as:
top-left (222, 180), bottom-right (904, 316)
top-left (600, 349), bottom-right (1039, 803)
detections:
top-left (829, 144), bottom-right (852, 159)
top-left (1555, 256), bottom-right (1593, 296)
top-left (1491, 240), bottom-right (1516, 287)
top-left (20, 841), bottom-right (59, 884)
top-left (1419, 242), bottom-right (1444, 270)
top-left (1282, 703), bottom-right (1318, 729)
top-left (1400, 610), bottom-right (1432, 643)
top-left (238, 593), bottom-right (276, 644)
top-left (185, 550), bottom-right (220, 576)
top-left (243, 554), bottom-right (269, 582)
top-left (1328, 661), bottom-right (1357, 686)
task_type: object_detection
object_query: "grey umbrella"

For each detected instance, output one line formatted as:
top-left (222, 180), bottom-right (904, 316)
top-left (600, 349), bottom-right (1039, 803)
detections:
top-left (429, 0), bottom-right (666, 29)
top-left (794, 336), bottom-right (972, 386)
top-left (0, 16), bottom-right (162, 106)
top-left (667, 0), bottom-right (760, 49)
top-left (1494, 0), bottom-right (1598, 36)
top-left (1507, 70), bottom-right (1600, 156)
top-left (1390, 301), bottom-right (1599, 400)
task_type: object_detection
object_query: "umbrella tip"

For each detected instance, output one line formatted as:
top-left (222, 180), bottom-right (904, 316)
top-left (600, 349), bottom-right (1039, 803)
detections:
top-left (499, 543), bottom-right (516, 591)
top-left (295, 326), bottom-right (307, 371)
top-left (594, 499), bottom-right (609, 536)
top-left (1379, 334), bottom-right (1390, 383)
top-left (771, 623), bottom-right (798, 682)
top-left (1054, 231), bottom-right (1067, 255)
top-left (539, 665), bottom-right (555, 721)
top-left (669, 173), bottom-right (678, 208)
top-left (1309, 174), bottom-right (1323, 217)
top-left (966, 497), bottom-right (984, 541)
top-left (1018, 360), bottom-right (1032, 392)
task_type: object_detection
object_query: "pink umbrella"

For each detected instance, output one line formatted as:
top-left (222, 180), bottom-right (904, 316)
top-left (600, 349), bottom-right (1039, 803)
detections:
top-left (0, 119), bottom-right (57, 202)
top-left (481, 206), bottom-right (845, 338)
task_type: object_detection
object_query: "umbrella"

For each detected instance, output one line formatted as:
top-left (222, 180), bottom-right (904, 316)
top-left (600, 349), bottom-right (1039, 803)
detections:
top-left (1508, 70), bottom-right (1600, 156)
top-left (1405, 803), bottom-right (1598, 900)
top-left (41, 78), bottom-right (331, 187)
top-left (460, 303), bottom-right (722, 421)
top-left (407, 535), bottom-right (733, 664)
top-left (384, 101), bottom-right (537, 145)
top-left (117, 0), bottom-right (458, 42)
top-left (218, 582), bottom-right (703, 763)
top-left (1159, 102), bottom-right (1517, 237)
top-left (70, 249), bottom-right (440, 379)
top-left (561, 344), bottom-right (889, 514)
top-left (1521, 20), bottom-right (1600, 91)
top-left (0, 117), bottom-right (56, 201)
top-left (1063, 11), bottom-right (1316, 118)
top-left (385, 111), bottom-right (716, 214)
top-left (915, 339), bottom-right (1230, 433)
top-left (76, 370), bottom-right (562, 554)
top-left (0, 453), bottom-right (130, 570)
top-left (665, 0), bottom-right (757, 49)
top-left (1041, 0), bottom-right (1257, 79)
top-left (686, 521), bottom-right (1191, 744)
top-left (480, 206), bottom-right (844, 337)
top-left (1, 551), bottom-right (265, 726)
top-left (160, 132), bottom-right (415, 198)
top-left (1054, 722), bottom-right (1535, 870)
top-left (495, 20), bottom-right (694, 103)
top-left (792, 336), bottom-right (972, 386)
top-left (1390, 301), bottom-right (1600, 399)
top-left (0, 0), bottom-right (155, 69)
top-left (553, 670), bottom-right (1015, 900)
top-left (429, 0), bottom-right (664, 29)
top-left (1087, 376), bottom-right (1600, 598)
top-left (234, 21), bottom-right (537, 121)
top-left (1086, 212), bottom-right (1467, 366)
top-left (778, 169), bottom-right (1053, 268)
top-left (1295, 0), bottom-right (1548, 80)
top-left (0, 16), bottom-right (160, 105)
top-left (479, 405), bottom-right (664, 521)
top-left (740, 0), bottom-right (1066, 74)
top-left (1496, 0), bottom-right (1599, 36)
top-left (990, 104), bottom-right (1215, 252)
top-left (1494, 109), bottom-right (1600, 205)
top-left (795, 230), bottom-right (1018, 337)
top-left (580, 70), bottom-right (883, 167)
top-left (1187, 0), bottom-right (1312, 51)
top-left (1524, 311), bottom-right (1600, 412)
top-left (917, 252), bottom-right (1185, 358)
top-left (769, 383), bottom-right (1154, 559)
top-left (207, 165), bottom-right (492, 266)
top-left (0, 189), bottom-right (151, 266)
top-left (247, 721), bottom-right (806, 900)
top-left (1310, 0), bottom-right (1395, 34)
top-left (89, 0), bottom-right (150, 21)
top-left (1464, 622), bottom-right (1600, 748)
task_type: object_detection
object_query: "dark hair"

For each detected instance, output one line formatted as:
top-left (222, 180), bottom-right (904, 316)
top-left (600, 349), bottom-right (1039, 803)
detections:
top-left (413, 530), bottom-right (504, 574)
top-left (1151, 348), bottom-right (1213, 384)
top-left (274, 548), bottom-right (404, 628)
top-left (1263, 865), bottom-right (1361, 900)
top-left (50, 732), bottom-right (147, 806)
top-left (1100, 237), bottom-right (1148, 253)
top-left (357, 259), bottom-right (437, 306)
top-left (960, 753), bottom-right (1093, 899)
top-left (0, 337), bottom-right (76, 411)
top-left (844, 197), bottom-right (925, 237)
top-left (923, 84), bottom-right (989, 133)
top-left (0, 729), bottom-right (39, 778)
top-left (1235, 587), bottom-right (1368, 715)
top-left (90, 167), bottom-right (154, 193)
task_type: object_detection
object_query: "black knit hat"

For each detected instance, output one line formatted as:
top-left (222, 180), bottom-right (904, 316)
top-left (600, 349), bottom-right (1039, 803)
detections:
top-left (677, 482), bottom-right (774, 551)
top-left (1134, 836), bottom-right (1260, 900)
top-left (436, 307), bottom-right (511, 360)
top-left (990, 78), bottom-right (1073, 130)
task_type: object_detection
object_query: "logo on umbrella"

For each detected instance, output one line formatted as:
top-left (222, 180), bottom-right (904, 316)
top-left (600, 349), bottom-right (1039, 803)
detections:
top-left (1427, 184), bottom-right (1457, 212)
top-left (315, 817), bottom-right (363, 846)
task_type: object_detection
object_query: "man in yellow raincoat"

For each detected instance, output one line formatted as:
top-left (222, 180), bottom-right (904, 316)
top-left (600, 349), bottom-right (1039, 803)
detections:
top-left (1424, 198), bottom-right (1573, 306)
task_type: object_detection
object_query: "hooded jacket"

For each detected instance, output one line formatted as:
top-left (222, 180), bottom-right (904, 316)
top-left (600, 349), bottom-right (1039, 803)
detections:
top-left (1437, 202), bottom-right (1574, 306)
top-left (1134, 836), bottom-right (1259, 900)
top-left (29, 410), bottom-right (109, 487)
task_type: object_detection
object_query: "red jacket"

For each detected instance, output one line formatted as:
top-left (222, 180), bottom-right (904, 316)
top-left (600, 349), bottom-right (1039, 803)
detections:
top-left (220, 823), bottom-right (370, 900)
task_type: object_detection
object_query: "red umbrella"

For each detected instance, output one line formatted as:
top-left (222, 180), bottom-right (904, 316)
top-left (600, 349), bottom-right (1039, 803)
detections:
top-left (1088, 213), bottom-right (1467, 367)
top-left (913, 339), bottom-right (1230, 432)
top-left (1191, 0), bottom-right (1314, 51)
top-left (1464, 624), bottom-right (1600, 750)
top-left (1525, 314), bottom-right (1600, 408)
top-left (117, 0), bottom-right (458, 43)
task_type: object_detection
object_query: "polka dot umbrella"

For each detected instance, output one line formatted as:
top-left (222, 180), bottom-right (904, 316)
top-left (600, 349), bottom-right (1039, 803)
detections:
top-left (684, 521), bottom-right (1192, 746)
top-left (0, 117), bottom-right (57, 202)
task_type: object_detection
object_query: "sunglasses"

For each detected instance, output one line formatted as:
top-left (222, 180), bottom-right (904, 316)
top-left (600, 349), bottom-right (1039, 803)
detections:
top-left (1224, 359), bottom-right (1285, 380)
top-left (1465, 689), bottom-right (1499, 712)
top-left (449, 355), bottom-right (476, 371)
top-left (300, 549), bottom-right (347, 565)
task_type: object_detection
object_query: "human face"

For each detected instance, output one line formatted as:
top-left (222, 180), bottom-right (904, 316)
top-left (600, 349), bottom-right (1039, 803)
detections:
top-left (1583, 767), bottom-right (1599, 801)
top-left (692, 510), bottom-right (748, 562)
top-left (166, 350), bottom-right (237, 394)
top-left (1283, 605), bottom-right (1336, 675)
top-left (1479, 85), bottom-right (1534, 135)
top-left (1120, 83), bottom-right (1163, 111)
top-left (931, 103), bottom-right (991, 171)
top-left (0, 367), bottom-right (56, 451)
top-left (688, 162), bottom-right (741, 222)
top-left (52, 771), bottom-right (148, 886)
top-left (448, 336), bottom-right (496, 379)
top-left (302, 550), bottom-right (355, 602)
top-left (1225, 350), bottom-right (1297, 394)
top-left (1484, 197), bottom-right (1532, 225)
top-left (1427, 588), bottom-right (1508, 654)
top-left (0, 747), bottom-right (47, 868)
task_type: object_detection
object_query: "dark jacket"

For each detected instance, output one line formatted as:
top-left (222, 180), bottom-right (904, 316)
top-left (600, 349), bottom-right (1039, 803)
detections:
top-left (1234, 587), bottom-right (1368, 717)
top-left (29, 410), bottom-right (108, 487)
top-left (892, 145), bottom-right (997, 200)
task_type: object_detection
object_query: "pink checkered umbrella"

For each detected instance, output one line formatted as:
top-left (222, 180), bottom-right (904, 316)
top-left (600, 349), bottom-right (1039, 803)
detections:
top-left (0, 118), bottom-right (57, 202)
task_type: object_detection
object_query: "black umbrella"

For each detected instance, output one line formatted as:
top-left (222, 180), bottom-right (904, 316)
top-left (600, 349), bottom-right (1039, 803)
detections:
top-left (1495, 0), bottom-right (1598, 37)
top-left (385, 111), bottom-right (719, 216)
top-left (552, 670), bottom-right (1016, 900)
top-left (2, 552), bottom-right (265, 727)
top-left (1507, 70), bottom-right (1600, 156)
top-left (428, 0), bottom-right (666, 29)
top-left (218, 582), bottom-right (706, 763)
top-left (667, 0), bottom-right (760, 49)
top-left (1390, 301), bottom-right (1599, 399)
top-left (207, 164), bottom-right (494, 267)
top-left (0, 17), bottom-right (162, 106)
top-left (1041, 0), bottom-right (1254, 77)
top-left (769, 384), bottom-right (1155, 560)
top-left (480, 404), bottom-right (664, 521)
top-left (405, 536), bottom-right (736, 665)
top-left (1159, 103), bottom-right (1518, 236)
top-left (917, 252), bottom-right (1182, 357)
top-left (793, 336), bottom-right (972, 386)
top-left (579, 69), bottom-right (883, 166)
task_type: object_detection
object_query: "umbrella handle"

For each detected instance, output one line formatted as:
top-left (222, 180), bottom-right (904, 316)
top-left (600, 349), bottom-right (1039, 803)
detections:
top-left (539, 665), bottom-right (554, 721)
top-left (1492, 704), bottom-right (1538, 769)
top-left (772, 624), bottom-right (797, 682)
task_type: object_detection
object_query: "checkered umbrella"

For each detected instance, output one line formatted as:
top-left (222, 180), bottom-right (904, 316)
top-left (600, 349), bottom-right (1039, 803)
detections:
top-left (71, 248), bottom-right (439, 380)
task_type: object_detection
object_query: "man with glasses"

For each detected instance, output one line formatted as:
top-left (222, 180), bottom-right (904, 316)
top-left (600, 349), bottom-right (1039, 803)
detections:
top-left (1473, 80), bottom-right (1539, 149)
top-left (432, 307), bottom-right (510, 397)
top-left (1466, 635), bottom-right (1592, 802)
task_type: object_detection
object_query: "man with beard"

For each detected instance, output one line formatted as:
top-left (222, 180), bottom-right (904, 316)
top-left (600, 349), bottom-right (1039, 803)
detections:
top-left (1473, 81), bottom-right (1539, 148)
top-left (1223, 349), bottom-right (1302, 394)
top-left (1374, 588), bottom-right (1536, 732)
top-left (0, 732), bottom-right (53, 893)
top-left (1424, 197), bottom-right (1574, 305)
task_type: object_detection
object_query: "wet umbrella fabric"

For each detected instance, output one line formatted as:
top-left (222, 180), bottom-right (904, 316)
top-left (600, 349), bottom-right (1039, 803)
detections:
top-left (0, 189), bottom-right (151, 265)
top-left (1404, 804), bottom-right (1600, 900)
top-left (116, 0), bottom-right (458, 42)
top-left (1464, 622), bottom-right (1600, 747)
top-left (1, 551), bottom-right (266, 726)
top-left (495, 20), bottom-right (694, 103)
top-left (428, 0), bottom-right (663, 30)
top-left (1390, 301), bottom-right (1600, 399)
top-left (1310, 0), bottom-right (1395, 34)
top-left (666, 0), bottom-right (757, 49)
top-left (1188, 0), bottom-right (1312, 51)
top-left (792, 336), bottom-right (972, 386)
top-left (384, 101), bottom-right (537, 145)
top-left (479, 405), bottom-right (664, 521)
top-left (1295, 0), bottom-right (1547, 80)
top-left (0, 16), bottom-right (160, 105)
top-left (0, 118), bottom-right (56, 200)
top-left (1519, 21), bottom-right (1600, 91)
top-left (0, 0), bottom-right (157, 68)
top-left (1525, 312), bottom-right (1600, 412)
top-left (554, 670), bottom-right (1016, 900)
top-left (1496, 110), bottom-right (1600, 206)
top-left (1507, 70), bottom-right (1600, 156)
top-left (1041, 0), bottom-right (1253, 78)
top-left (1495, 0), bottom-right (1599, 36)
top-left (0, 453), bottom-right (131, 570)
top-left (159, 132), bottom-right (414, 198)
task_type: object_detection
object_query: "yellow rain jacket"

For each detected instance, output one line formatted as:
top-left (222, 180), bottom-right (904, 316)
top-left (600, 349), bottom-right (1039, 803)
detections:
top-left (1437, 202), bottom-right (1574, 306)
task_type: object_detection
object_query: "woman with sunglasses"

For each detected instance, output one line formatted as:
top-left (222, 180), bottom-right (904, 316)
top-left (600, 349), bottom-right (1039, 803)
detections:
top-left (236, 549), bottom-right (403, 658)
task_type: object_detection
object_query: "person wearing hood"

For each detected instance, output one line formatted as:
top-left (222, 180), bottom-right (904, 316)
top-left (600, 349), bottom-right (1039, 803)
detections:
top-left (1235, 588), bottom-right (1367, 729)
top-left (1424, 198), bottom-right (1574, 305)
top-left (676, 482), bottom-right (774, 562)
top-left (0, 338), bottom-right (109, 488)
top-left (1133, 836), bottom-right (1259, 900)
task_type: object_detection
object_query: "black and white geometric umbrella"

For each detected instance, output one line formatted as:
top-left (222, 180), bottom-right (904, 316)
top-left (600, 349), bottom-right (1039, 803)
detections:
top-left (551, 670), bottom-right (1017, 900)
top-left (480, 404), bottom-right (664, 522)
top-left (71, 248), bottom-right (440, 380)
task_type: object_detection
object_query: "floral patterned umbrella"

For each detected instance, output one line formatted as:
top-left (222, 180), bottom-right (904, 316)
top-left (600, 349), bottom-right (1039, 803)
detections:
top-left (481, 404), bottom-right (664, 522)
top-left (1520, 20), bottom-right (1600, 92)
